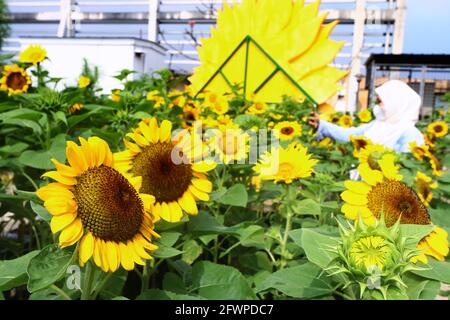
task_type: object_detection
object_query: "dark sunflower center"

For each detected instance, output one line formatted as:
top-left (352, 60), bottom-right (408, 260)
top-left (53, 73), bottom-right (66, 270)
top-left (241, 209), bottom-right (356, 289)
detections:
top-left (281, 127), bottom-right (294, 135)
top-left (367, 155), bottom-right (381, 170)
top-left (367, 180), bottom-right (430, 227)
top-left (131, 142), bottom-right (193, 202)
top-left (73, 166), bottom-right (144, 242)
top-left (416, 181), bottom-right (431, 200)
top-left (357, 140), bottom-right (368, 149)
top-left (434, 125), bottom-right (443, 133)
top-left (6, 72), bottom-right (27, 90)
top-left (185, 112), bottom-right (196, 121)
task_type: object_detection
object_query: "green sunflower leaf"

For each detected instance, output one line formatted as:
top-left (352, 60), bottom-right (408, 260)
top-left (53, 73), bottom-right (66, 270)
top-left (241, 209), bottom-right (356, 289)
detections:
top-left (0, 250), bottom-right (40, 291)
top-left (255, 262), bottom-right (333, 299)
top-left (27, 244), bottom-right (75, 293)
top-left (190, 261), bottom-right (256, 299)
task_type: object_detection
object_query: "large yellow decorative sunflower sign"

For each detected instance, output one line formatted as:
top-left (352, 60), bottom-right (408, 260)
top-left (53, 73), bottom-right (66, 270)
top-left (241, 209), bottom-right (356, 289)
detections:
top-left (189, 0), bottom-right (349, 105)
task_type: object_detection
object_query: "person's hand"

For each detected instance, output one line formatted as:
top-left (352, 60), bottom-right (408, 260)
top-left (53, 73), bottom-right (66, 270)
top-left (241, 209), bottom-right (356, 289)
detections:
top-left (308, 111), bottom-right (320, 129)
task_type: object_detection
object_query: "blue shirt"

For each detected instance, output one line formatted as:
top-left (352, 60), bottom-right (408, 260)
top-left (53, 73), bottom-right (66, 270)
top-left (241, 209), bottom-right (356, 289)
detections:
top-left (316, 120), bottom-right (425, 153)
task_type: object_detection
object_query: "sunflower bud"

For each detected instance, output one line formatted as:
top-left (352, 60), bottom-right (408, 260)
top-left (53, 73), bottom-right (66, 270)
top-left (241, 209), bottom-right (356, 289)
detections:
top-left (328, 216), bottom-right (426, 299)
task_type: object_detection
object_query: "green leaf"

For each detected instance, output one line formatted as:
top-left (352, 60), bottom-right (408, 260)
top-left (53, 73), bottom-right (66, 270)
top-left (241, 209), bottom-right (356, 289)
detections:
top-left (0, 250), bottom-right (39, 291)
top-left (18, 133), bottom-right (67, 169)
top-left (187, 211), bottom-right (238, 235)
top-left (163, 272), bottom-right (187, 294)
top-left (27, 244), bottom-right (75, 292)
top-left (53, 111), bottom-right (68, 126)
top-left (404, 273), bottom-right (441, 300)
top-left (2, 118), bottom-right (42, 135)
top-left (182, 240), bottom-right (203, 265)
top-left (291, 199), bottom-right (321, 216)
top-left (255, 262), bottom-right (333, 298)
top-left (301, 228), bottom-right (339, 269)
top-left (98, 269), bottom-right (128, 300)
top-left (215, 184), bottom-right (248, 207)
top-left (399, 224), bottom-right (435, 245)
top-left (137, 289), bottom-right (204, 300)
top-left (412, 260), bottom-right (450, 284)
top-left (30, 201), bottom-right (52, 222)
top-left (233, 114), bottom-right (263, 129)
top-left (190, 261), bottom-right (256, 299)
top-left (0, 142), bottom-right (29, 155)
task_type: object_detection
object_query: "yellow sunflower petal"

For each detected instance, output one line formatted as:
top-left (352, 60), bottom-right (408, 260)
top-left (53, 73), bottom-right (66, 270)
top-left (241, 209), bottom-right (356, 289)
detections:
top-left (93, 238), bottom-right (103, 268)
top-left (36, 183), bottom-right (73, 201)
top-left (191, 178), bottom-right (213, 193)
top-left (192, 161), bottom-right (217, 173)
top-left (119, 242), bottom-right (135, 271)
top-left (105, 241), bottom-right (120, 272)
top-left (42, 171), bottom-right (77, 185)
top-left (50, 212), bottom-right (77, 233)
top-left (426, 235), bottom-right (450, 257)
top-left (44, 198), bottom-right (77, 216)
top-left (79, 232), bottom-right (95, 264)
top-left (159, 120), bottom-right (172, 142)
top-left (341, 190), bottom-right (368, 206)
top-left (343, 180), bottom-right (371, 195)
top-left (188, 185), bottom-right (209, 201)
top-left (66, 141), bottom-right (88, 174)
top-left (178, 191), bottom-right (198, 215)
top-left (51, 159), bottom-right (79, 177)
top-left (148, 118), bottom-right (160, 143)
top-left (59, 218), bottom-right (83, 248)
top-left (378, 154), bottom-right (402, 180)
top-left (358, 163), bottom-right (383, 186)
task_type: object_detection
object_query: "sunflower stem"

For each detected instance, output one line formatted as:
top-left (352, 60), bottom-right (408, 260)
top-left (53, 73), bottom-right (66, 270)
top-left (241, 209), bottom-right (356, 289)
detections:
top-left (280, 210), bottom-right (293, 269)
top-left (81, 261), bottom-right (96, 300)
top-left (141, 260), bottom-right (150, 293)
top-left (50, 284), bottom-right (71, 300)
top-left (91, 272), bottom-right (114, 300)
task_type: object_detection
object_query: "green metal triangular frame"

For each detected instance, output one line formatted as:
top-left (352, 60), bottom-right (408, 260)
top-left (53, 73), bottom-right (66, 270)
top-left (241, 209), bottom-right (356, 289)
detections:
top-left (194, 35), bottom-right (318, 108)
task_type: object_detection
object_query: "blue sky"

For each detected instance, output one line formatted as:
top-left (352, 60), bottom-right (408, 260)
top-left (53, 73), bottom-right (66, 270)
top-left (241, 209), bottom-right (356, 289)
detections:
top-left (404, 0), bottom-right (450, 54)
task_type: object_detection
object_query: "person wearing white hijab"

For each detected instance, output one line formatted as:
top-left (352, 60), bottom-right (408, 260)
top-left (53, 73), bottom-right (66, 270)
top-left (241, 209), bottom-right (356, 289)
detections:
top-left (309, 80), bottom-right (425, 152)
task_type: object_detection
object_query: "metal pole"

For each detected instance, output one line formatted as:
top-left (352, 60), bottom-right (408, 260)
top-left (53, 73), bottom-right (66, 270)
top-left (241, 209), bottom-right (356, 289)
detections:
top-left (392, 0), bottom-right (406, 54)
top-left (57, 0), bottom-right (75, 38)
top-left (148, 0), bottom-right (160, 42)
top-left (345, 0), bottom-right (366, 113)
top-left (419, 65), bottom-right (427, 119)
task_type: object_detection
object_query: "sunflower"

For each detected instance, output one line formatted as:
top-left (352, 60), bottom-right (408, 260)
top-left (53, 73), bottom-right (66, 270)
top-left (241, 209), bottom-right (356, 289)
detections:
top-left (349, 135), bottom-right (372, 158)
top-left (358, 144), bottom-right (394, 171)
top-left (269, 113), bottom-right (283, 121)
top-left (409, 142), bottom-right (429, 161)
top-left (169, 89), bottom-right (186, 108)
top-left (357, 109), bottom-right (372, 123)
top-left (0, 64), bottom-right (32, 95)
top-left (349, 235), bottom-right (392, 271)
top-left (329, 113), bottom-right (340, 124)
top-left (253, 142), bottom-right (318, 184)
top-left (273, 121), bottom-right (302, 141)
top-left (19, 44), bottom-right (47, 65)
top-left (427, 121), bottom-right (448, 138)
top-left (36, 137), bottom-right (159, 272)
top-left (181, 103), bottom-right (201, 128)
top-left (318, 103), bottom-right (336, 115)
top-left (411, 227), bottom-right (449, 263)
top-left (147, 90), bottom-right (164, 108)
top-left (247, 101), bottom-right (267, 115)
top-left (423, 133), bottom-right (436, 150)
top-left (338, 114), bottom-right (353, 128)
top-left (341, 153), bottom-right (428, 227)
top-left (414, 171), bottom-right (438, 206)
top-left (111, 89), bottom-right (121, 102)
top-left (189, 0), bottom-right (347, 103)
top-left (69, 103), bottom-right (84, 114)
top-left (78, 76), bottom-right (91, 89)
top-left (114, 118), bottom-right (216, 223)
top-left (427, 151), bottom-right (443, 177)
top-left (210, 127), bottom-right (249, 164)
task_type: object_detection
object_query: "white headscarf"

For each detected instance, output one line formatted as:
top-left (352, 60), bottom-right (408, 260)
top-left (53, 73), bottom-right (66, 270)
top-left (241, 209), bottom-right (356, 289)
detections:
top-left (364, 80), bottom-right (422, 149)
